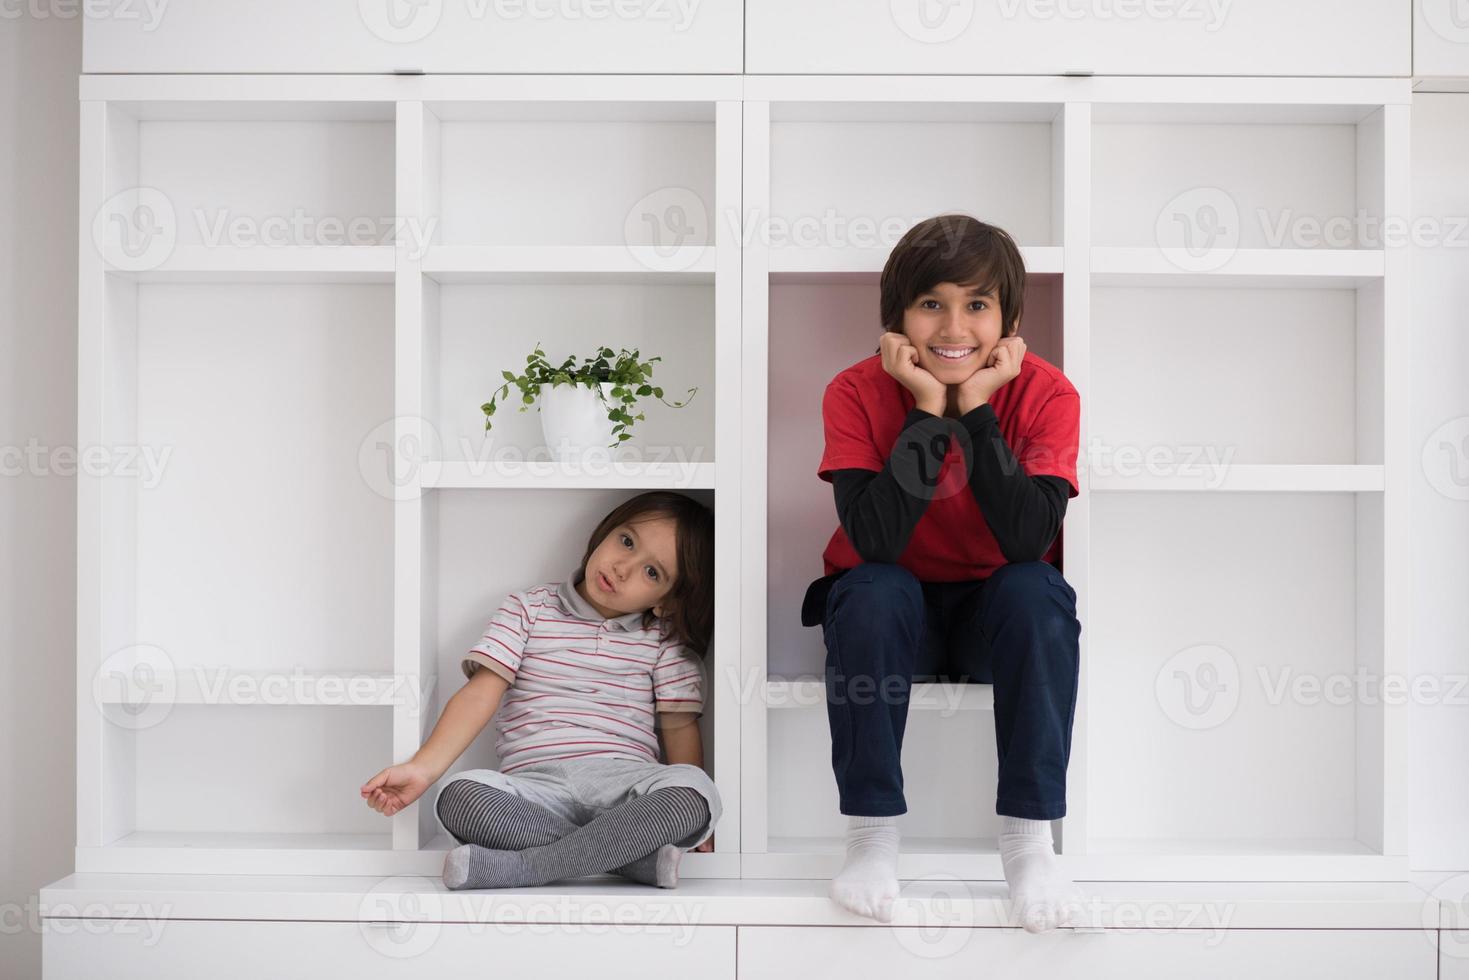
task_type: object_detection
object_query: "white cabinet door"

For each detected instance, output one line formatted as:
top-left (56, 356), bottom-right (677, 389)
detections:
top-left (738, 925), bottom-right (1436, 980)
top-left (746, 0), bottom-right (1408, 76)
top-left (83, 0), bottom-right (742, 73)
top-left (45, 918), bottom-right (735, 979)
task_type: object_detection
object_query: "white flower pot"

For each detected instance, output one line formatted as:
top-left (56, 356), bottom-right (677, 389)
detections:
top-left (538, 381), bottom-right (619, 458)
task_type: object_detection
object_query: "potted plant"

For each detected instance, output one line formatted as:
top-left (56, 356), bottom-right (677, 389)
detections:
top-left (482, 342), bottom-right (698, 457)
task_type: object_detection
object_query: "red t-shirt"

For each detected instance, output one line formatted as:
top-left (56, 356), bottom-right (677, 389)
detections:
top-left (817, 351), bottom-right (1080, 581)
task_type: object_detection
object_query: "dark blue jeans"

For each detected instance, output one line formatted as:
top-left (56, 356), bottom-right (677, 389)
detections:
top-left (818, 561), bottom-right (1080, 820)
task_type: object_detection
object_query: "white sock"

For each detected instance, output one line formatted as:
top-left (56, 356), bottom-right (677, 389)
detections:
top-left (998, 815), bottom-right (1084, 933)
top-left (829, 815), bottom-right (901, 923)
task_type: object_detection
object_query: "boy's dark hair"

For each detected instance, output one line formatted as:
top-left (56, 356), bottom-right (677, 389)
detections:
top-left (878, 214), bottom-right (1027, 342)
top-left (578, 491), bottom-right (715, 658)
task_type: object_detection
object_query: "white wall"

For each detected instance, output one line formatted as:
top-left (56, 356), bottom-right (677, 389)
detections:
top-left (0, 12), bottom-right (82, 980)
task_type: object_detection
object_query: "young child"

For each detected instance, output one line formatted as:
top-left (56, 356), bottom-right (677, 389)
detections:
top-left (803, 214), bottom-right (1085, 931)
top-left (361, 490), bottom-right (720, 890)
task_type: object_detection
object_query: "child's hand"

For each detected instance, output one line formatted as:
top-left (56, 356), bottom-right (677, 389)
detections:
top-left (879, 331), bottom-right (947, 411)
top-left (957, 336), bottom-right (1026, 410)
top-left (692, 833), bottom-right (714, 853)
top-left (360, 761), bottom-right (432, 817)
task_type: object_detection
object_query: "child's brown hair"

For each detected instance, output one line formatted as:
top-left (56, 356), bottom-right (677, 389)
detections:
top-left (578, 491), bottom-right (715, 657)
top-left (878, 214), bottom-right (1028, 344)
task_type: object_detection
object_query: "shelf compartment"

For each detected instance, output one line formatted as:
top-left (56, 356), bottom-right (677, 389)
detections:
top-left (1089, 282), bottom-right (1383, 467)
top-left (100, 101), bottom-right (397, 258)
top-left (81, 703), bottom-right (394, 870)
top-left (422, 278), bottom-right (715, 466)
top-left (101, 280), bottom-right (395, 674)
top-left (1092, 103), bottom-right (1390, 251)
top-left (767, 102), bottom-right (1063, 261)
top-left (424, 101), bottom-right (717, 248)
top-left (1087, 492), bottom-right (1390, 860)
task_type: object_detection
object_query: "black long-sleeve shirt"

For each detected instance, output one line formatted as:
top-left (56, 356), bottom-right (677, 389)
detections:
top-left (800, 403), bottom-right (1070, 627)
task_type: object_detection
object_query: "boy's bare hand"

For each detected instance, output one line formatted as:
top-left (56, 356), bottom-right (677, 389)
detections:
top-left (361, 762), bottom-right (432, 817)
top-left (692, 833), bottom-right (714, 853)
top-left (957, 336), bottom-right (1026, 410)
top-left (879, 331), bottom-right (946, 411)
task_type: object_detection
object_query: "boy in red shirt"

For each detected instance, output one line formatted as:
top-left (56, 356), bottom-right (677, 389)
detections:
top-left (803, 215), bottom-right (1083, 932)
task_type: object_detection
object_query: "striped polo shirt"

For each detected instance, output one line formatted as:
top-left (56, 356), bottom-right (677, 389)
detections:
top-left (461, 569), bottom-right (706, 774)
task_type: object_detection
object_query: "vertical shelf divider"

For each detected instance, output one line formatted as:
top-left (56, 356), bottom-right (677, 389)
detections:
top-left (393, 99), bottom-right (430, 850)
top-left (712, 98), bottom-right (744, 865)
top-left (1058, 98), bottom-right (1092, 857)
top-left (1378, 101), bottom-right (1411, 859)
top-left (739, 99), bottom-right (772, 857)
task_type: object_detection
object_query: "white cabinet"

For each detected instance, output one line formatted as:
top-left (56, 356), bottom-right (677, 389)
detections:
top-left (82, 0), bottom-right (743, 74)
top-left (746, 0), bottom-right (1408, 76)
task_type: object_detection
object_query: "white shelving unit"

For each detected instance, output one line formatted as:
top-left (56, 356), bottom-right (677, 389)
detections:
top-left (77, 74), bottom-right (1410, 884)
top-left (742, 76), bottom-right (1411, 882)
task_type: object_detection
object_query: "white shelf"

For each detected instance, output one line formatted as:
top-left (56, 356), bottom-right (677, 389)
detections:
top-left (101, 244), bottom-right (395, 282)
top-left (1089, 465), bottom-right (1385, 493)
top-left (769, 244), bottom-right (1062, 278)
top-left (422, 460), bottom-right (716, 490)
top-left (422, 245), bottom-right (716, 283)
top-left (1091, 247), bottom-right (1385, 287)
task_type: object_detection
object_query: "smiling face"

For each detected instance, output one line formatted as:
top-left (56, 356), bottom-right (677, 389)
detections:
top-left (900, 280), bottom-right (1007, 384)
top-left (577, 515), bottom-right (680, 621)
